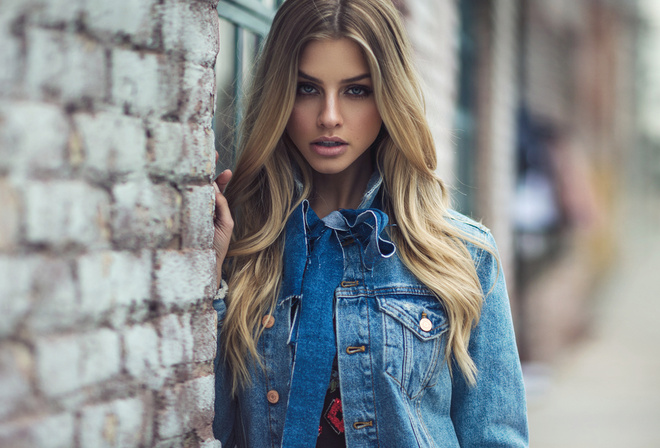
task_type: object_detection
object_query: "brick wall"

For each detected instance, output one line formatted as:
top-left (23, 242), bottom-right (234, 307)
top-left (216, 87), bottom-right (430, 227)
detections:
top-left (0, 1), bottom-right (221, 447)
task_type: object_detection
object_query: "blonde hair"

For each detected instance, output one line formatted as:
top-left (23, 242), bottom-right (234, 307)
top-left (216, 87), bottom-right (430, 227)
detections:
top-left (222, 0), bottom-right (484, 393)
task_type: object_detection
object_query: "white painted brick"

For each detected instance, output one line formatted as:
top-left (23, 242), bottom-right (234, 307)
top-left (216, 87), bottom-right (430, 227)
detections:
top-left (79, 397), bottom-right (147, 448)
top-left (0, 178), bottom-right (20, 251)
top-left (111, 178), bottom-right (181, 249)
top-left (35, 334), bottom-right (81, 397)
top-left (157, 376), bottom-right (213, 440)
top-left (25, 257), bottom-right (79, 333)
top-left (154, 436), bottom-right (185, 448)
top-left (0, 101), bottom-right (69, 173)
top-left (111, 48), bottom-right (178, 118)
top-left (148, 120), bottom-right (183, 174)
top-left (155, 250), bottom-right (215, 308)
top-left (192, 308), bottom-right (217, 363)
top-left (0, 344), bottom-right (32, 419)
top-left (180, 62), bottom-right (216, 128)
top-left (74, 111), bottom-right (147, 180)
top-left (0, 16), bottom-right (21, 97)
top-left (0, 413), bottom-right (75, 448)
top-left (183, 375), bottom-right (215, 431)
top-left (83, 0), bottom-right (158, 47)
top-left (80, 328), bottom-right (121, 386)
top-left (124, 323), bottom-right (168, 389)
top-left (25, 28), bottom-right (107, 103)
top-left (156, 384), bottom-right (183, 440)
top-left (181, 185), bottom-right (214, 249)
top-left (182, 124), bottom-right (217, 181)
top-left (199, 439), bottom-right (222, 448)
top-left (32, 0), bottom-right (84, 25)
top-left (149, 121), bottom-right (216, 181)
top-left (158, 314), bottom-right (194, 367)
top-left (0, 257), bottom-right (34, 338)
top-left (161, 0), bottom-right (219, 66)
top-left (24, 181), bottom-right (111, 248)
top-left (77, 250), bottom-right (152, 326)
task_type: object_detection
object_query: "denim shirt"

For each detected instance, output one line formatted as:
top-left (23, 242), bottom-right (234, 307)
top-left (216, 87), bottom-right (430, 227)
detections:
top-left (213, 176), bottom-right (529, 447)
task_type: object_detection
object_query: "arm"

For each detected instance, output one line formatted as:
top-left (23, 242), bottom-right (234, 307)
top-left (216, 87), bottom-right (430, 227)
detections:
top-left (213, 169), bottom-right (233, 290)
top-left (212, 167), bottom-right (238, 445)
top-left (450, 232), bottom-right (529, 447)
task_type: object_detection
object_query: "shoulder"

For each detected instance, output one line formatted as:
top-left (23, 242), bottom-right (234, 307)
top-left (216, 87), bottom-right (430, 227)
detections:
top-left (444, 209), bottom-right (495, 250)
top-left (444, 210), bottom-right (504, 297)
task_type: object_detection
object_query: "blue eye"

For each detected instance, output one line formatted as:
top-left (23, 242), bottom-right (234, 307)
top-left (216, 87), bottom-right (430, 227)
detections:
top-left (297, 83), bottom-right (317, 95)
top-left (346, 85), bottom-right (372, 98)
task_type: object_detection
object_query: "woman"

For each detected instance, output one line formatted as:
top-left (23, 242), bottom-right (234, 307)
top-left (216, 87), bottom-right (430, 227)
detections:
top-left (212, 0), bottom-right (528, 446)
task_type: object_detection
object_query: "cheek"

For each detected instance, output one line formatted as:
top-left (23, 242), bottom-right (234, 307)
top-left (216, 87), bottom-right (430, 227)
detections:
top-left (353, 105), bottom-right (382, 139)
top-left (286, 107), bottom-right (311, 138)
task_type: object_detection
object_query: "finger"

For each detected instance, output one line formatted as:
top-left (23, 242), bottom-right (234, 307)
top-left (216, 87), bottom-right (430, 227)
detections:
top-left (215, 169), bottom-right (232, 194)
top-left (215, 150), bottom-right (219, 165)
top-left (214, 189), bottom-right (234, 232)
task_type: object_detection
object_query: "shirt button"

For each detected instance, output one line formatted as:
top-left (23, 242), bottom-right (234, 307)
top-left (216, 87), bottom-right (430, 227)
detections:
top-left (420, 317), bottom-right (433, 332)
top-left (267, 390), bottom-right (279, 404)
top-left (262, 315), bottom-right (275, 328)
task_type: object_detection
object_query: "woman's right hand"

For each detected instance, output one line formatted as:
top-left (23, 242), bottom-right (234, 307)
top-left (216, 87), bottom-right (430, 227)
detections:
top-left (213, 168), bottom-right (234, 290)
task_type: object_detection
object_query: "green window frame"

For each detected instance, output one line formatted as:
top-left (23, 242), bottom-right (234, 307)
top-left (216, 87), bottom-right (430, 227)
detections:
top-left (215, 0), bottom-right (284, 170)
top-left (454, 0), bottom-right (478, 216)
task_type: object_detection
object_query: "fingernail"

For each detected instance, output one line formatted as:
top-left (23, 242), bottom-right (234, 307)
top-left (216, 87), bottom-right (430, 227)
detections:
top-left (213, 182), bottom-right (220, 193)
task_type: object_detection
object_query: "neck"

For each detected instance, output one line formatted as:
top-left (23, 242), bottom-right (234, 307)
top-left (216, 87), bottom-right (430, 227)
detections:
top-left (310, 154), bottom-right (373, 218)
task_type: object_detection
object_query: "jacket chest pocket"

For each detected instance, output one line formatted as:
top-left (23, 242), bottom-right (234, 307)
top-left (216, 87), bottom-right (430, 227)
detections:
top-left (377, 293), bottom-right (449, 399)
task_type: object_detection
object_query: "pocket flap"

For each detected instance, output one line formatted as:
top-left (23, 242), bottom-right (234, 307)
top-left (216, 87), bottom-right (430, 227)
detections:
top-left (377, 294), bottom-right (448, 341)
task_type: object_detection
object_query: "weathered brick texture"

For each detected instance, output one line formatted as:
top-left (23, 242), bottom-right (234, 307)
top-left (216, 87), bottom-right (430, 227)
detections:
top-left (0, 0), bottom-right (221, 446)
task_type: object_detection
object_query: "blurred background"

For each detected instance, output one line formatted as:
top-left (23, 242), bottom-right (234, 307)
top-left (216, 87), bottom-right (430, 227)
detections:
top-left (216, 0), bottom-right (660, 445)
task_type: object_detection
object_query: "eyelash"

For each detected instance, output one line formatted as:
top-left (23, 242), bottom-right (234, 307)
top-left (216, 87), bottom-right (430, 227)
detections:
top-left (296, 83), bottom-right (373, 99)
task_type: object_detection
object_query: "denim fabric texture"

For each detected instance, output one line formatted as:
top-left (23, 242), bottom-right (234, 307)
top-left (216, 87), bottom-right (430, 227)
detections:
top-left (213, 175), bottom-right (529, 447)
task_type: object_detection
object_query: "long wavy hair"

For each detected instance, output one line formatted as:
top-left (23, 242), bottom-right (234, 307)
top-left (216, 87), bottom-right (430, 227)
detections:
top-left (222, 0), bottom-right (484, 393)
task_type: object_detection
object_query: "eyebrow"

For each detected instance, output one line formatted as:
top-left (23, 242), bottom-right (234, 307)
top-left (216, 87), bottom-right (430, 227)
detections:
top-left (298, 70), bottom-right (371, 84)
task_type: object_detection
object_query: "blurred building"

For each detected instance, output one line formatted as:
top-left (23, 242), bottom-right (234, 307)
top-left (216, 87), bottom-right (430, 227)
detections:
top-left (452, 0), bottom-right (638, 364)
top-left (637, 0), bottom-right (660, 207)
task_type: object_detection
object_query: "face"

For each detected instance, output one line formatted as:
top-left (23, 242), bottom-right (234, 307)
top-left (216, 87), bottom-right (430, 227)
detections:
top-left (286, 38), bottom-right (382, 178)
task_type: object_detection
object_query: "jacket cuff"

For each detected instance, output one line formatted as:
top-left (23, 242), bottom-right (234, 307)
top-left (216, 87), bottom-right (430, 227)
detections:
top-left (214, 278), bottom-right (228, 301)
top-left (213, 279), bottom-right (228, 325)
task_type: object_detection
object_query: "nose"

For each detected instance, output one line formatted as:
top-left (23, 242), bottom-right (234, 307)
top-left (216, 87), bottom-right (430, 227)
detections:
top-left (318, 94), bottom-right (342, 128)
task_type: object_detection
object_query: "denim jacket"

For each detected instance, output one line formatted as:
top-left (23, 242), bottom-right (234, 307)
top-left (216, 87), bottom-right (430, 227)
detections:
top-left (213, 177), bottom-right (529, 447)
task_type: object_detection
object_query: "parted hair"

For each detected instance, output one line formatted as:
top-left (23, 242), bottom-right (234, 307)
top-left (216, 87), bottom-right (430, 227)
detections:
top-left (221, 0), bottom-right (484, 393)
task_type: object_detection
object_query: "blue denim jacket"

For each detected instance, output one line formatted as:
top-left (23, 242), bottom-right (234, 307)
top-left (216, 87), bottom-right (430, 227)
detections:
top-left (213, 177), bottom-right (529, 447)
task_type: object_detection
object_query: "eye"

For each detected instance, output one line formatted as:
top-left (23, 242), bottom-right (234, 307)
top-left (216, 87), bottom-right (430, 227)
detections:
top-left (345, 85), bottom-right (372, 98)
top-left (297, 83), bottom-right (318, 95)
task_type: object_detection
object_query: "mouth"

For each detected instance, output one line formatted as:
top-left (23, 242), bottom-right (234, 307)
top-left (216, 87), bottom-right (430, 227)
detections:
top-left (312, 137), bottom-right (348, 147)
top-left (310, 137), bottom-right (348, 156)
top-left (315, 141), bottom-right (345, 147)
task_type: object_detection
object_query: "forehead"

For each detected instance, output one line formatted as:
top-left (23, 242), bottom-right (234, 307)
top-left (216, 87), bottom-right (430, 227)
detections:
top-left (298, 38), bottom-right (370, 79)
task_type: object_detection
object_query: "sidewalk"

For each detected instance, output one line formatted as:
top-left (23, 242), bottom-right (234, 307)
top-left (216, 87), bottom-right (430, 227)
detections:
top-left (526, 198), bottom-right (660, 447)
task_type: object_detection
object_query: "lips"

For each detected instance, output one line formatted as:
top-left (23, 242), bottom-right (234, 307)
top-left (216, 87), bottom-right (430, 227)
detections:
top-left (312, 136), bottom-right (346, 144)
top-left (310, 136), bottom-right (348, 156)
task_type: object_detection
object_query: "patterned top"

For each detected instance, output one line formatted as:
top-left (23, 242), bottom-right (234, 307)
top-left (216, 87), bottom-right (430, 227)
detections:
top-left (316, 356), bottom-right (346, 447)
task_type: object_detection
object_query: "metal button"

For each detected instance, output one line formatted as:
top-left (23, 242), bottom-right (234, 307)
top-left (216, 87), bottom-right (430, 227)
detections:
top-left (262, 315), bottom-right (275, 328)
top-left (419, 317), bottom-right (432, 332)
top-left (267, 390), bottom-right (279, 404)
top-left (346, 345), bottom-right (366, 354)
